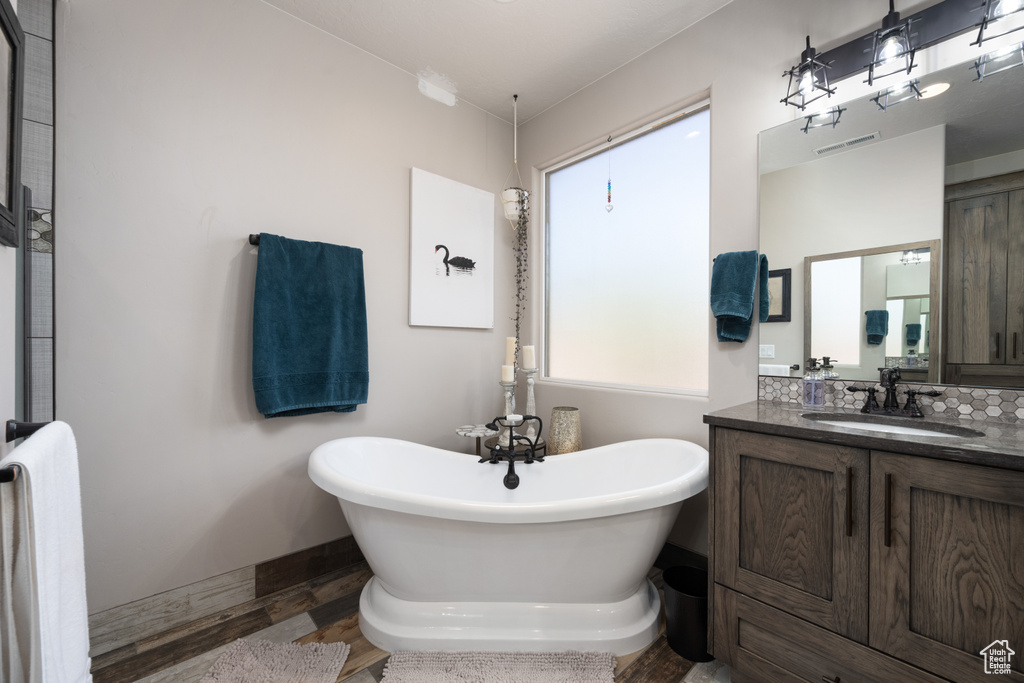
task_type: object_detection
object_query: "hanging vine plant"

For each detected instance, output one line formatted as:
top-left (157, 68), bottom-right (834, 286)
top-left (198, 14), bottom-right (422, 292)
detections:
top-left (511, 188), bottom-right (529, 370)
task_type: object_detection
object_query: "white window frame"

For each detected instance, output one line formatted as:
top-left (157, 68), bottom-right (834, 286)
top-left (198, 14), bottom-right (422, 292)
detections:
top-left (536, 100), bottom-right (711, 397)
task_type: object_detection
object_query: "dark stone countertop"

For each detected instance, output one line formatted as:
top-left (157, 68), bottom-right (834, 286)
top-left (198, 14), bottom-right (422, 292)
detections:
top-left (704, 401), bottom-right (1024, 472)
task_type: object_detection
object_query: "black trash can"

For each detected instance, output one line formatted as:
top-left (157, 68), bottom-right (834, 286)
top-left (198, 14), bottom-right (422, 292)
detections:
top-left (662, 565), bottom-right (714, 662)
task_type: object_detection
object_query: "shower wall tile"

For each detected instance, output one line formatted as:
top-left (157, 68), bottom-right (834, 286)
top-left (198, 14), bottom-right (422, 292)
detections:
top-left (758, 375), bottom-right (1024, 423)
top-left (24, 33), bottom-right (53, 125)
top-left (22, 119), bottom-right (53, 210)
top-left (28, 251), bottom-right (51, 336)
top-left (28, 205), bottom-right (51, 252)
top-left (19, 0), bottom-right (52, 40)
top-left (27, 337), bottom-right (53, 421)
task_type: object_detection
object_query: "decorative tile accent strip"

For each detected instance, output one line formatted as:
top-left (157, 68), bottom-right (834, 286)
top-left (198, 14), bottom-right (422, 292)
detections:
top-left (759, 376), bottom-right (1024, 423)
top-left (884, 355), bottom-right (929, 369)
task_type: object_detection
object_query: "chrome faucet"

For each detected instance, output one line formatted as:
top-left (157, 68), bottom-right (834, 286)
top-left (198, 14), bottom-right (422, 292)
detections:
top-left (481, 414), bottom-right (544, 489)
top-left (846, 367), bottom-right (942, 417)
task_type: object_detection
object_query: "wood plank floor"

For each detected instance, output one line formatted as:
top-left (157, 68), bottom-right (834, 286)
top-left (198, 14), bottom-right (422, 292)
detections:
top-left (91, 563), bottom-right (725, 683)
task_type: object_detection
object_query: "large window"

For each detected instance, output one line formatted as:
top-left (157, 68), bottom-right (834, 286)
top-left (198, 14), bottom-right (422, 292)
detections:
top-left (544, 105), bottom-right (710, 394)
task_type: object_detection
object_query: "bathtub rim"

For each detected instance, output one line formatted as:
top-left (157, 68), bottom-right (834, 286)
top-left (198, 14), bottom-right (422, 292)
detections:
top-left (308, 436), bottom-right (708, 525)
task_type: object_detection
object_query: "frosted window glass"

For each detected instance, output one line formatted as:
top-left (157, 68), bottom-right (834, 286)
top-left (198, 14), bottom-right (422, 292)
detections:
top-left (811, 258), bottom-right (861, 363)
top-left (545, 109), bottom-right (709, 393)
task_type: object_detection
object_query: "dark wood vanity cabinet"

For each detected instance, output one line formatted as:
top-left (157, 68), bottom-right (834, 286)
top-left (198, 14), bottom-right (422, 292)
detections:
top-left (711, 426), bottom-right (1024, 682)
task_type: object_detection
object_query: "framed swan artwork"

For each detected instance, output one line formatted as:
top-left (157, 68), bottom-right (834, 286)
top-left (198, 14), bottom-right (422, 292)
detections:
top-left (409, 168), bottom-right (495, 328)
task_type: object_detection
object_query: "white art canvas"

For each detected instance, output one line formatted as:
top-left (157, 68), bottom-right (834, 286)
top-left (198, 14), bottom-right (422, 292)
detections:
top-left (409, 168), bottom-right (495, 328)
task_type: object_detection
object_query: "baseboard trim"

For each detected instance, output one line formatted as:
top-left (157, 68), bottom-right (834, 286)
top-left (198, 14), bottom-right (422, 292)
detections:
top-left (88, 535), bottom-right (363, 658)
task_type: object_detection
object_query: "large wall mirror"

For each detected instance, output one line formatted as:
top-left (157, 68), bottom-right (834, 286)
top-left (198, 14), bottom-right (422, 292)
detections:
top-left (758, 48), bottom-right (1024, 389)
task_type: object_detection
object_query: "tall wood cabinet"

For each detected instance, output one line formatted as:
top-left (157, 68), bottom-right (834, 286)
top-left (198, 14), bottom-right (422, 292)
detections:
top-left (945, 171), bottom-right (1024, 386)
top-left (709, 423), bottom-right (1024, 683)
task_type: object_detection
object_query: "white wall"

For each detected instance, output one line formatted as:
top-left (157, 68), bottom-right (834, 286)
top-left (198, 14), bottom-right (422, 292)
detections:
top-left (759, 125), bottom-right (946, 379)
top-left (516, 0), bottom-right (943, 553)
top-left (53, 0), bottom-right (949, 611)
top-left (56, 0), bottom-right (515, 613)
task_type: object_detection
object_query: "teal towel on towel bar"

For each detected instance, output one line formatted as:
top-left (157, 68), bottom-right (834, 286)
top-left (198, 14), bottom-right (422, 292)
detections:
top-left (710, 251), bottom-right (769, 343)
top-left (906, 323), bottom-right (921, 346)
top-left (865, 310), bottom-right (888, 345)
top-left (252, 234), bottom-right (368, 417)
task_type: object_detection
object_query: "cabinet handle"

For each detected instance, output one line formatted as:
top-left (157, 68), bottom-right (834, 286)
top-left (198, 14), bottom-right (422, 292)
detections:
top-left (845, 466), bottom-right (853, 537)
top-left (996, 332), bottom-right (1001, 360)
top-left (884, 473), bottom-right (892, 548)
top-left (1015, 333), bottom-right (1018, 360)
top-left (822, 676), bottom-right (841, 683)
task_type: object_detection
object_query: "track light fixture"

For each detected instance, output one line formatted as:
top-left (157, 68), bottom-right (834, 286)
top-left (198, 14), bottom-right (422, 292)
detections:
top-left (972, 42), bottom-right (1024, 80)
top-left (781, 36), bottom-right (835, 110)
top-left (974, 0), bottom-right (1024, 46)
top-left (867, 0), bottom-right (917, 86)
top-left (801, 106), bottom-right (845, 134)
top-left (870, 79), bottom-right (922, 110)
top-left (780, 0), bottom-right (1023, 109)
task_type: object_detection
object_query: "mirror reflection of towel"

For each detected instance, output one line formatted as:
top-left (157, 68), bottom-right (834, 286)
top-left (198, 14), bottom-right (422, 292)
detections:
top-left (865, 310), bottom-right (888, 345)
top-left (906, 323), bottom-right (921, 346)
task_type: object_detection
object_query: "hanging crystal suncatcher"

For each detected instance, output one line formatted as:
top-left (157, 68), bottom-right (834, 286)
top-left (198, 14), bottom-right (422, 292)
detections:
top-left (605, 148), bottom-right (614, 212)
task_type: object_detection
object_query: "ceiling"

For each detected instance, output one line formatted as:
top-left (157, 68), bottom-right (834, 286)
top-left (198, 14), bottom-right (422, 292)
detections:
top-left (260, 0), bottom-right (735, 123)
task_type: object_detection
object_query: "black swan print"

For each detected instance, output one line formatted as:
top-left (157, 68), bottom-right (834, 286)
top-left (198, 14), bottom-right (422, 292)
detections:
top-left (435, 244), bottom-right (475, 276)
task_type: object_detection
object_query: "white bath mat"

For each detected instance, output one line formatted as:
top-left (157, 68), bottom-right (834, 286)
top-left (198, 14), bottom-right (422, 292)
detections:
top-left (198, 639), bottom-right (350, 683)
top-left (380, 650), bottom-right (616, 683)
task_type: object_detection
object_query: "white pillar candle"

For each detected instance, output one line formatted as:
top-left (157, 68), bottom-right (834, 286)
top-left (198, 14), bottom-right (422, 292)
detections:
top-left (501, 365), bottom-right (515, 383)
top-left (522, 345), bottom-right (536, 370)
top-left (505, 337), bottom-right (516, 366)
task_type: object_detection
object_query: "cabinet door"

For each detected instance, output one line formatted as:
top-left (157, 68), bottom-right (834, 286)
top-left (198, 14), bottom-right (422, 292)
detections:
top-left (871, 451), bottom-right (1024, 682)
top-left (1007, 189), bottom-right (1024, 365)
top-left (715, 586), bottom-right (949, 683)
top-left (714, 429), bottom-right (869, 642)
top-left (946, 193), bottom-right (1008, 364)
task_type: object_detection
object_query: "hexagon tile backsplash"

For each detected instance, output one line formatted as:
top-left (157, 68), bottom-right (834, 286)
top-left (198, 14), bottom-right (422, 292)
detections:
top-left (758, 376), bottom-right (1024, 423)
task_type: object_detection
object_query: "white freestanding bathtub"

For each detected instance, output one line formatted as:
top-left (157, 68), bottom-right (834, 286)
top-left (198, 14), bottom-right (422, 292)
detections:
top-left (308, 436), bottom-right (708, 655)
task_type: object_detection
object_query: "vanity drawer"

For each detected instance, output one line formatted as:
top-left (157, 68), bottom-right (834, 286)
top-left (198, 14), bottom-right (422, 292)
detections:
top-left (715, 585), bottom-right (949, 683)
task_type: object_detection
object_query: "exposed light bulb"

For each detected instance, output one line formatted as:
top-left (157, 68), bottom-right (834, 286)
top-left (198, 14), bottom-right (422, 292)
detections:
top-left (798, 70), bottom-right (817, 100)
top-left (990, 44), bottom-right (1020, 60)
top-left (996, 0), bottom-right (1023, 16)
top-left (878, 34), bottom-right (907, 68)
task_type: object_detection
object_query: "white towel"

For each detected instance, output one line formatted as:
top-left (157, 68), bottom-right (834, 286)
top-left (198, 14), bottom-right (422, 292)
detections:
top-left (0, 422), bottom-right (92, 683)
top-left (759, 363), bottom-right (792, 376)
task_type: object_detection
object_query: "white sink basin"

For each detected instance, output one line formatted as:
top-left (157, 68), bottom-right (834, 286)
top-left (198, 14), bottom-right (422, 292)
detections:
top-left (814, 420), bottom-right (961, 438)
top-left (801, 413), bottom-right (985, 439)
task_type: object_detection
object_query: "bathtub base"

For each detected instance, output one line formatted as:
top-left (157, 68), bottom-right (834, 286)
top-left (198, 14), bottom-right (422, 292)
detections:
top-left (358, 576), bottom-right (662, 656)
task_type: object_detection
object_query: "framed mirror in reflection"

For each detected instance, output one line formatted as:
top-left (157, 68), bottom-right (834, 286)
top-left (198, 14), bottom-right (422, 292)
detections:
top-left (805, 240), bottom-right (939, 384)
top-left (758, 46), bottom-right (1024, 389)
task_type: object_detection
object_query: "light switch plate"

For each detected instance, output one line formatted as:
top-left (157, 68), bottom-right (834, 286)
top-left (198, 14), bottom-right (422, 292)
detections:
top-left (759, 344), bottom-right (775, 359)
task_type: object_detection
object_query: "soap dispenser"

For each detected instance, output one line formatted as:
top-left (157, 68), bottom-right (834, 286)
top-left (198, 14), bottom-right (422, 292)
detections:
top-left (803, 358), bottom-right (824, 406)
top-left (821, 356), bottom-right (838, 380)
